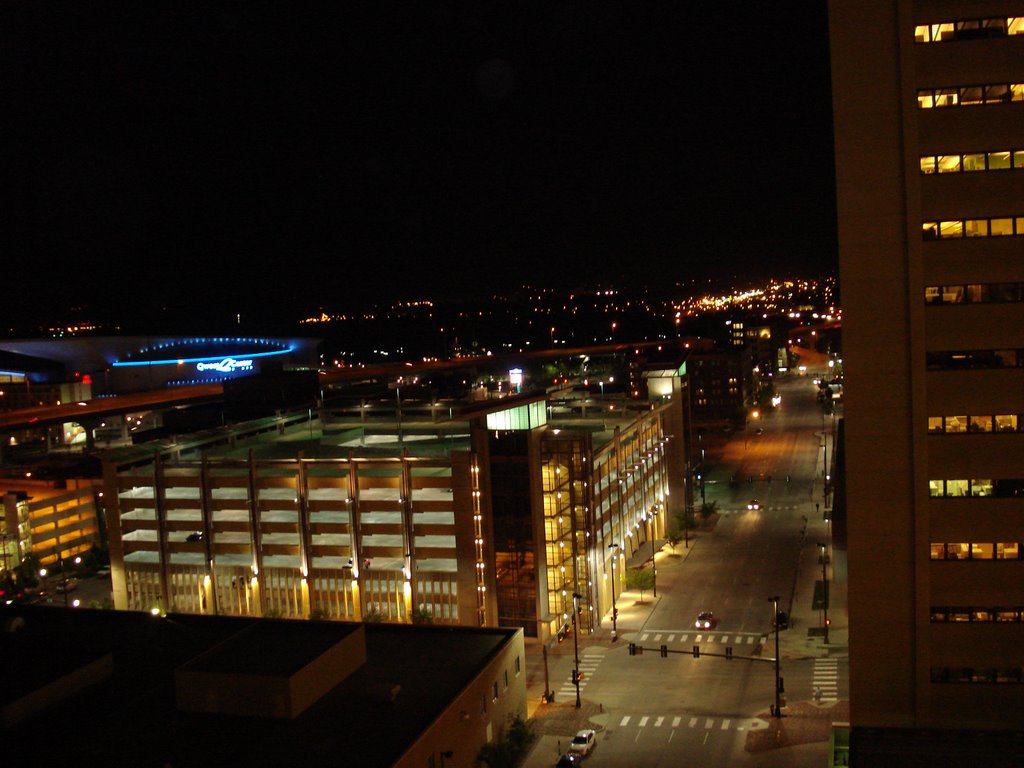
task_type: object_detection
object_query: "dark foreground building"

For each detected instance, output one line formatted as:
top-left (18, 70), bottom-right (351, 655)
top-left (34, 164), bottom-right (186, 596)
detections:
top-left (1, 605), bottom-right (525, 768)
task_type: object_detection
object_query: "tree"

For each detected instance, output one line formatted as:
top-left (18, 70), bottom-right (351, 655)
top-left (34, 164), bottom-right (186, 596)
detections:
top-left (624, 567), bottom-right (655, 602)
top-left (665, 528), bottom-right (682, 552)
top-left (477, 715), bottom-right (534, 768)
top-left (698, 500), bottom-right (719, 520)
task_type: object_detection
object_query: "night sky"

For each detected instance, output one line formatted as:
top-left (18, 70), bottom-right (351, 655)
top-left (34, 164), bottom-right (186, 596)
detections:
top-left (4, 2), bottom-right (835, 328)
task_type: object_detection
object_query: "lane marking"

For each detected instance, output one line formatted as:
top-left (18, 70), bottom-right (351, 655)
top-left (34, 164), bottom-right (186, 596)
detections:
top-left (704, 718), bottom-right (714, 729)
top-left (689, 717), bottom-right (698, 728)
top-left (721, 719), bottom-right (730, 730)
top-left (655, 716), bottom-right (664, 727)
top-left (639, 716), bottom-right (649, 727)
top-left (672, 716), bottom-right (681, 727)
top-left (620, 716), bottom-right (631, 726)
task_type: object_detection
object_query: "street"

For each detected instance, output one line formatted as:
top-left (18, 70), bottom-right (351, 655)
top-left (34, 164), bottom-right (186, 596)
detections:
top-left (524, 372), bottom-right (847, 768)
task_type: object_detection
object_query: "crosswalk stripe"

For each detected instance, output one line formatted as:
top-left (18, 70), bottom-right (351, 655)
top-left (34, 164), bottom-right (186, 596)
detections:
top-left (639, 716), bottom-right (649, 727)
top-left (640, 633), bottom-right (649, 641)
top-left (680, 633), bottom-right (688, 642)
top-left (667, 634), bottom-right (675, 642)
top-left (689, 717), bottom-right (698, 728)
top-left (704, 718), bottom-right (714, 729)
top-left (695, 634), bottom-right (703, 642)
top-left (655, 716), bottom-right (664, 727)
top-left (720, 635), bottom-right (730, 644)
top-left (721, 719), bottom-right (730, 730)
top-left (746, 636), bottom-right (754, 644)
top-left (672, 717), bottom-right (681, 727)
top-left (620, 716), bottom-right (631, 726)
top-left (654, 633), bottom-right (662, 641)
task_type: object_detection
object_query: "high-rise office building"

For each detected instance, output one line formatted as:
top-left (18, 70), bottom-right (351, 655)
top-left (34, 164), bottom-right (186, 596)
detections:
top-left (830, 0), bottom-right (1024, 751)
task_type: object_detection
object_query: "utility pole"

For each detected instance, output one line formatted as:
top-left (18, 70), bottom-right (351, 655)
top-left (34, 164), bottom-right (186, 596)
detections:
top-left (608, 544), bottom-right (620, 641)
top-left (571, 592), bottom-right (582, 708)
top-left (818, 543), bottom-right (830, 644)
top-left (770, 595), bottom-right (782, 717)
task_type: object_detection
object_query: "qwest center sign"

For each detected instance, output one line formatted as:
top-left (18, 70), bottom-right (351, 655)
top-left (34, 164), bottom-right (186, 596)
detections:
top-left (195, 358), bottom-right (254, 374)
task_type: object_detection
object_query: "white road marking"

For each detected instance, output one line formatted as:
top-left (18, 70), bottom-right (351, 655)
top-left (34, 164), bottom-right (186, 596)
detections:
top-left (620, 716), bottom-right (631, 726)
top-left (721, 719), bottom-right (730, 730)
top-left (655, 716), bottom-right (664, 727)
top-left (672, 717), bottom-right (681, 727)
top-left (639, 716), bottom-right (649, 727)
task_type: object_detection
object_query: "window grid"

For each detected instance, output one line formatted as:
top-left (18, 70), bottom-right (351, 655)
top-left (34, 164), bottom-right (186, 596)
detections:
top-left (927, 414), bottom-right (1020, 433)
top-left (917, 82), bottom-right (1024, 108)
top-left (926, 349), bottom-right (1024, 370)
top-left (930, 542), bottom-right (1021, 559)
top-left (928, 479), bottom-right (1024, 497)
top-left (925, 283), bottom-right (1024, 304)
top-left (923, 216), bottom-right (1024, 239)
top-left (921, 149), bottom-right (1024, 173)
top-left (915, 17), bottom-right (1024, 43)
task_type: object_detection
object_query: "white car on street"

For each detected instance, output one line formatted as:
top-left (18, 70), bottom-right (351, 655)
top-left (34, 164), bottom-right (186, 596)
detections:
top-left (568, 729), bottom-right (596, 756)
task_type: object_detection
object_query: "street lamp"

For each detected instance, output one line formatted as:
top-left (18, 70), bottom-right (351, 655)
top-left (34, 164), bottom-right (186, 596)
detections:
top-left (818, 543), bottom-right (829, 644)
top-left (571, 592), bottom-right (582, 708)
top-left (608, 544), bottom-right (620, 641)
top-left (770, 596), bottom-right (782, 718)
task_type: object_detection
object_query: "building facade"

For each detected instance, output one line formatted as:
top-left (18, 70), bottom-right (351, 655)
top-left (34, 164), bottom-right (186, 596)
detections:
top-left (831, 0), bottom-right (1024, 739)
top-left (103, 386), bottom-right (688, 644)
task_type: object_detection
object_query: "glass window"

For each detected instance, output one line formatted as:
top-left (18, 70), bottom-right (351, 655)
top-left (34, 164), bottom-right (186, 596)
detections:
top-left (927, 416), bottom-right (944, 433)
top-left (964, 219), bottom-right (988, 237)
top-left (964, 284), bottom-right (987, 302)
top-left (969, 415), bottom-right (993, 432)
top-left (929, 480), bottom-right (945, 497)
top-left (959, 86), bottom-right (984, 105)
top-left (962, 153), bottom-right (986, 171)
top-left (931, 667), bottom-right (949, 683)
top-left (996, 668), bottom-right (1022, 683)
top-left (939, 220), bottom-right (964, 238)
top-left (985, 84), bottom-right (1010, 102)
top-left (1016, 217), bottom-right (1024, 234)
top-left (1010, 18), bottom-right (1024, 35)
top-left (920, 156), bottom-right (937, 174)
top-left (971, 669), bottom-right (996, 683)
top-left (930, 542), bottom-right (946, 559)
top-left (950, 608), bottom-right (971, 622)
top-left (918, 90), bottom-right (936, 109)
top-left (936, 155), bottom-right (961, 173)
top-left (970, 479), bottom-right (993, 496)
top-left (994, 414), bottom-right (1018, 432)
top-left (994, 609), bottom-right (1020, 622)
top-left (996, 542), bottom-right (1019, 559)
top-left (924, 286), bottom-right (942, 303)
top-left (1014, 151), bottom-right (1024, 169)
top-left (990, 218), bottom-right (1014, 236)
top-left (994, 350), bottom-right (1019, 367)
top-left (943, 286), bottom-right (965, 303)
top-left (988, 151), bottom-right (1012, 170)
top-left (947, 542), bottom-right (969, 560)
top-left (945, 416), bottom-right (967, 433)
top-left (914, 24), bottom-right (930, 42)
top-left (971, 542), bottom-right (994, 558)
top-left (971, 609), bottom-right (992, 622)
top-left (933, 22), bottom-right (955, 40)
top-left (1012, 84), bottom-right (1024, 101)
top-left (923, 222), bottom-right (939, 239)
top-left (935, 88), bottom-right (959, 107)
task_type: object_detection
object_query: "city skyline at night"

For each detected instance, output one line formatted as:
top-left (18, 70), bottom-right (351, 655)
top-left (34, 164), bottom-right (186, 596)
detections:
top-left (4, 2), bottom-right (836, 330)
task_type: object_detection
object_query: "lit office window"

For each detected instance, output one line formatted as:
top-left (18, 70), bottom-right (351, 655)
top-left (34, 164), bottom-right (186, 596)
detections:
top-left (996, 542), bottom-right (1020, 559)
top-left (995, 415), bottom-right (1018, 432)
top-left (971, 542), bottom-right (995, 559)
top-left (970, 477), bottom-right (992, 496)
top-left (969, 415), bottom-right (993, 432)
top-left (915, 17), bottom-right (1023, 42)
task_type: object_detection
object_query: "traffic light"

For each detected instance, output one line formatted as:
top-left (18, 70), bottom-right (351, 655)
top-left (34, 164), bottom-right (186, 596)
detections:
top-left (725, 646), bottom-right (733, 660)
top-left (692, 645), bottom-right (700, 658)
top-left (660, 644), bottom-right (668, 658)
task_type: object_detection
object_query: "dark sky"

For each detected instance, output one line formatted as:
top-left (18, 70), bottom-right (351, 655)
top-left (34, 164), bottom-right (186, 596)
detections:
top-left (4, 2), bottom-right (836, 327)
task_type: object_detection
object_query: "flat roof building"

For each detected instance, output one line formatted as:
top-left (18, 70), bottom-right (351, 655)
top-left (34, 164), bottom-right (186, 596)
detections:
top-left (1, 605), bottom-right (525, 768)
top-left (102, 366), bottom-right (693, 645)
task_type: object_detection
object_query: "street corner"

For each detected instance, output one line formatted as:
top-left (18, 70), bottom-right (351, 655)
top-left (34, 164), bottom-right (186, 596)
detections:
top-left (528, 699), bottom-right (606, 737)
top-left (744, 701), bottom-right (847, 754)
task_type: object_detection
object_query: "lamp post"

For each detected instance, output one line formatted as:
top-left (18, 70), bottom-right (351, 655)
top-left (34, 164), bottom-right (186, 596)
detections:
top-left (770, 595), bottom-right (782, 717)
top-left (818, 542), bottom-right (829, 644)
top-left (571, 592), bottom-right (582, 708)
top-left (648, 510), bottom-right (658, 598)
top-left (608, 543), bottom-right (620, 641)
